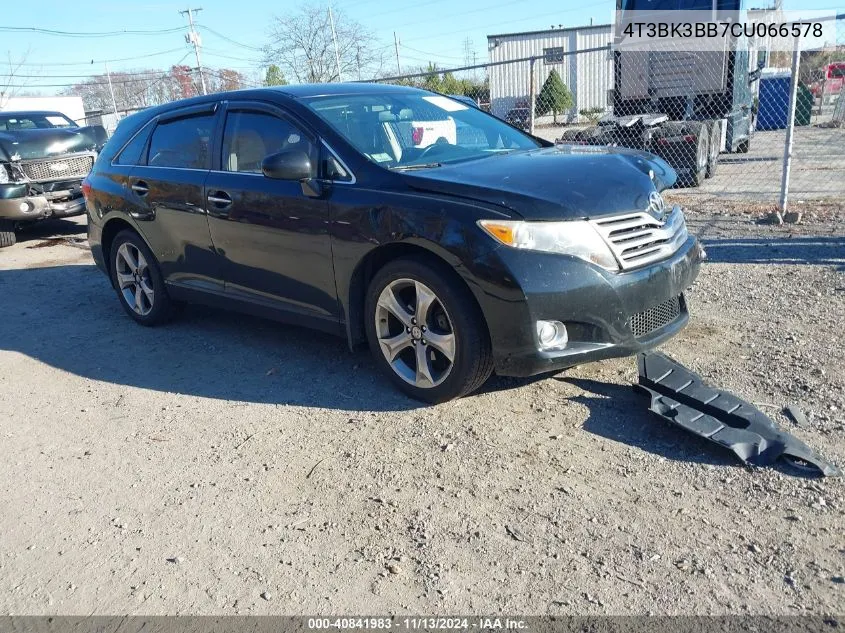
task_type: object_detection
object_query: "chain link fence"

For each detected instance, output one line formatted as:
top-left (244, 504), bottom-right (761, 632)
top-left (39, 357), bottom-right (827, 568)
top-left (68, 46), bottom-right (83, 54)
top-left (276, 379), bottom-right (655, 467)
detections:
top-left (370, 15), bottom-right (844, 211)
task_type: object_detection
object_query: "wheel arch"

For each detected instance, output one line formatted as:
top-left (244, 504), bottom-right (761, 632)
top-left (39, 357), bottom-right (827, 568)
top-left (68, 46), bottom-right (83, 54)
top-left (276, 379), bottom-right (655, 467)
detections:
top-left (343, 240), bottom-right (489, 351)
top-left (100, 216), bottom-right (146, 285)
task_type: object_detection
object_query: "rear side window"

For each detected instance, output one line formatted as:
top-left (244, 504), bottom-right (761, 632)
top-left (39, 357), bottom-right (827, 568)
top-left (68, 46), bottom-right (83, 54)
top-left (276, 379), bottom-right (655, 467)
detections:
top-left (148, 114), bottom-right (215, 169)
top-left (114, 122), bottom-right (153, 166)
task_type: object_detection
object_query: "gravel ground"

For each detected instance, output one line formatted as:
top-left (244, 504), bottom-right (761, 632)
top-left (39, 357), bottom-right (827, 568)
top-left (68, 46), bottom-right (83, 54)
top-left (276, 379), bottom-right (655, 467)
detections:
top-left (0, 210), bottom-right (842, 616)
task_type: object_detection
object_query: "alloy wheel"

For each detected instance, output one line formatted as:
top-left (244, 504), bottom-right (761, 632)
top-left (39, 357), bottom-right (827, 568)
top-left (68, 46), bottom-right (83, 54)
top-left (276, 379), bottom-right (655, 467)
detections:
top-left (374, 278), bottom-right (456, 388)
top-left (115, 242), bottom-right (155, 316)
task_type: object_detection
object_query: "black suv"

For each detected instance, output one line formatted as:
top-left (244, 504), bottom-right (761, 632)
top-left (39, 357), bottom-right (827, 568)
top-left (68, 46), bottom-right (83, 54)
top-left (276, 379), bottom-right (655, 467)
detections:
top-left (85, 84), bottom-right (703, 403)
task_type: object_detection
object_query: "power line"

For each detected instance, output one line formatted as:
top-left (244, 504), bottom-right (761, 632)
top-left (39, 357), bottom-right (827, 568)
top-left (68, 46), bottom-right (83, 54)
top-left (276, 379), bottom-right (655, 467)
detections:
top-left (1, 70), bottom-right (177, 79)
top-left (400, 45), bottom-right (466, 61)
top-left (0, 25), bottom-right (185, 38)
top-left (203, 68), bottom-right (263, 89)
top-left (2, 53), bottom-right (199, 90)
top-left (122, 52), bottom-right (194, 105)
top-left (202, 48), bottom-right (264, 64)
top-left (196, 25), bottom-right (264, 52)
top-left (13, 47), bottom-right (190, 67)
top-left (401, 2), bottom-right (609, 44)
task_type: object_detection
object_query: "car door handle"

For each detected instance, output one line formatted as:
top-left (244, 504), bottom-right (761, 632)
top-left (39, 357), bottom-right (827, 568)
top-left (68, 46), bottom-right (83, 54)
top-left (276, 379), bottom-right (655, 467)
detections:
top-left (131, 181), bottom-right (149, 196)
top-left (207, 191), bottom-right (233, 208)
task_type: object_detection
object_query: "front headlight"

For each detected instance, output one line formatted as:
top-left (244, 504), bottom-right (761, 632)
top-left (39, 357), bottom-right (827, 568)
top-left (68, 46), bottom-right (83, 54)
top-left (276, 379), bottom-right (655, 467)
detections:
top-left (0, 164), bottom-right (9, 185)
top-left (477, 219), bottom-right (619, 271)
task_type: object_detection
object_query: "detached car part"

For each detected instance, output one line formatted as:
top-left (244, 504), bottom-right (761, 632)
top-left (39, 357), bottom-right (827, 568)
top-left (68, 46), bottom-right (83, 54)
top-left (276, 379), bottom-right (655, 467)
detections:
top-left (636, 352), bottom-right (840, 477)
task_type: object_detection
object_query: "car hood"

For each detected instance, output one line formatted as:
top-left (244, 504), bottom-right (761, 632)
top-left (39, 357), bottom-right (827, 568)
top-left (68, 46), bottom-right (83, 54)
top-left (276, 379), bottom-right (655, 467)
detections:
top-left (400, 145), bottom-right (677, 221)
top-left (0, 127), bottom-right (98, 161)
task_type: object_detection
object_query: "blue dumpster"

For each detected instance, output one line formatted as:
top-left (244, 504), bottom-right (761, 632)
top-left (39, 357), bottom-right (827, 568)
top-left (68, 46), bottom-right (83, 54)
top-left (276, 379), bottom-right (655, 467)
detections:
top-left (756, 69), bottom-right (814, 130)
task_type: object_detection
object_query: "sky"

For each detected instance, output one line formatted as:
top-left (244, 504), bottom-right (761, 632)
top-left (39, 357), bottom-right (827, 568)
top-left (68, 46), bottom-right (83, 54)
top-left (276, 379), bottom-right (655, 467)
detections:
top-left (2, 0), bottom-right (842, 95)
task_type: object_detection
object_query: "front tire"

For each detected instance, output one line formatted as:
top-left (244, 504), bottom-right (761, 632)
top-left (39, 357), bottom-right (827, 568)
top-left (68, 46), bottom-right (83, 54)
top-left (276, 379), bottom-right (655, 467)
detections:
top-left (0, 220), bottom-right (16, 248)
top-left (365, 256), bottom-right (493, 403)
top-left (109, 229), bottom-right (175, 326)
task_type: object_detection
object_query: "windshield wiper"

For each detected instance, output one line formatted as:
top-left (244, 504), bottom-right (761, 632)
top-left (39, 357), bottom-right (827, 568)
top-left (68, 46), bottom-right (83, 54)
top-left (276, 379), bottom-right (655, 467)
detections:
top-left (391, 163), bottom-right (443, 171)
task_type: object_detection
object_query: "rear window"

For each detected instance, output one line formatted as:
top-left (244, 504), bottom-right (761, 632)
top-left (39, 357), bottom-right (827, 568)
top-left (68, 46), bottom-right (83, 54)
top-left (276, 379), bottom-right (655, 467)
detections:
top-left (114, 121), bottom-right (154, 166)
top-left (147, 114), bottom-right (215, 169)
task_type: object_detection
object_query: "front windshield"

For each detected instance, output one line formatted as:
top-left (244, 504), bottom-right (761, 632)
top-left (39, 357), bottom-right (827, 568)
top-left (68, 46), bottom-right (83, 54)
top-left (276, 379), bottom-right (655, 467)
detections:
top-left (0, 113), bottom-right (78, 132)
top-left (302, 91), bottom-right (542, 170)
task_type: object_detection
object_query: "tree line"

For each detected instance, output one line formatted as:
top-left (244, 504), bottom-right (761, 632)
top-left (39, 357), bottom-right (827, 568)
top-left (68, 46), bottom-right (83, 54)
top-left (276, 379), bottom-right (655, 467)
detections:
top-left (63, 66), bottom-right (249, 114)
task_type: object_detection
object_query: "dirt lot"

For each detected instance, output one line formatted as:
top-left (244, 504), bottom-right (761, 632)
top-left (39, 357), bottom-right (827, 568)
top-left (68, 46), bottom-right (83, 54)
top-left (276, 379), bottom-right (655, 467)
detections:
top-left (0, 209), bottom-right (843, 616)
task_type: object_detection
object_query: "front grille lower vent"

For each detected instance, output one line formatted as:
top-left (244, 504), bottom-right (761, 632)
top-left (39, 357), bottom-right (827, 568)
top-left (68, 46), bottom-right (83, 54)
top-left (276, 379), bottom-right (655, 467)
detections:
top-left (591, 205), bottom-right (688, 270)
top-left (630, 295), bottom-right (682, 338)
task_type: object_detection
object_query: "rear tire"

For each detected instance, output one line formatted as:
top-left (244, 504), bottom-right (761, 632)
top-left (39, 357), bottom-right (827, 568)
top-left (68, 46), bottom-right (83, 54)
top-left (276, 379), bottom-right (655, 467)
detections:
top-left (365, 255), bottom-right (493, 403)
top-left (679, 123), bottom-right (708, 188)
top-left (0, 220), bottom-right (16, 248)
top-left (736, 138), bottom-right (750, 153)
top-left (108, 229), bottom-right (176, 326)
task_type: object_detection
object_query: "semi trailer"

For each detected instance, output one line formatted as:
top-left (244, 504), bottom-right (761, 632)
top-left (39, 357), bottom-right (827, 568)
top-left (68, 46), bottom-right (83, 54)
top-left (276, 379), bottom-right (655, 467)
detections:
top-left (560, 0), bottom-right (760, 187)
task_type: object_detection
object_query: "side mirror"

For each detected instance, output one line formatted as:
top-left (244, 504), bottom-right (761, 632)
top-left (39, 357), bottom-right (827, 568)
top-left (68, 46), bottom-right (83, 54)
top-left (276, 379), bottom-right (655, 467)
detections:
top-left (262, 150), bottom-right (313, 181)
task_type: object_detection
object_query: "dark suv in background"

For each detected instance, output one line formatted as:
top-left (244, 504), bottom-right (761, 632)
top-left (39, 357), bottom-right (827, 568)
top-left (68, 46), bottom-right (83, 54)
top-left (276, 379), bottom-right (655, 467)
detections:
top-left (84, 84), bottom-right (702, 402)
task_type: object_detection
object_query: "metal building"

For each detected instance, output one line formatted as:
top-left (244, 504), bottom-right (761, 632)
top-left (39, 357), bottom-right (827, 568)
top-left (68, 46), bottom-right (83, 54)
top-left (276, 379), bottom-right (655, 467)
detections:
top-left (487, 23), bottom-right (613, 123)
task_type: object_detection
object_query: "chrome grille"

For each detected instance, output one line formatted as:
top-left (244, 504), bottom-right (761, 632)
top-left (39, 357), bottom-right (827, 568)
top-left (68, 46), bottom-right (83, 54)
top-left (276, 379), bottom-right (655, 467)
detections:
top-left (590, 205), bottom-right (688, 270)
top-left (630, 295), bottom-right (682, 338)
top-left (20, 154), bottom-right (94, 181)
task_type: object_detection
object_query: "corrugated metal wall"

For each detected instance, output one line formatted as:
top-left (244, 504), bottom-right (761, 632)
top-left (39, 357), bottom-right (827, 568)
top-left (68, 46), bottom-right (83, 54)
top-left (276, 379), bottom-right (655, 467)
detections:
top-left (487, 24), bottom-right (613, 122)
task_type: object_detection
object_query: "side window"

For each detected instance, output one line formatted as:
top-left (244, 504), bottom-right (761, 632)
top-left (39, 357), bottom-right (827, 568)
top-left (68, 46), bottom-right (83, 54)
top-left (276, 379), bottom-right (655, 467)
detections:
top-left (147, 114), bottom-right (215, 169)
top-left (114, 122), bottom-right (152, 166)
top-left (222, 111), bottom-right (316, 175)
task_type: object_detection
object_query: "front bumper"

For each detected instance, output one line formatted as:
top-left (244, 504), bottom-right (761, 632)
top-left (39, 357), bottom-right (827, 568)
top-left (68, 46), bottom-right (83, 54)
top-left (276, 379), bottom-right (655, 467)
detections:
top-left (0, 182), bottom-right (86, 221)
top-left (477, 236), bottom-right (704, 377)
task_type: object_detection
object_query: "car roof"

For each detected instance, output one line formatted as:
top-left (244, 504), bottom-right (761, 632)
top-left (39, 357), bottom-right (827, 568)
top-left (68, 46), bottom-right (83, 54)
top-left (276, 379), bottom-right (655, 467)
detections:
top-left (119, 82), bottom-right (434, 128)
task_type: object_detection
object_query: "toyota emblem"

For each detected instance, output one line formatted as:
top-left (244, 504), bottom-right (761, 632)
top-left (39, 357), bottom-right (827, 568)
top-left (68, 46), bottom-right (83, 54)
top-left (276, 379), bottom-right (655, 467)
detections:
top-left (647, 191), bottom-right (666, 221)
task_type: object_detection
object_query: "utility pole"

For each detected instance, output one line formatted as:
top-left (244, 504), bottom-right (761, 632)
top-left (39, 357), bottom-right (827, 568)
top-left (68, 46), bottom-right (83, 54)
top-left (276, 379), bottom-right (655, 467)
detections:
top-left (103, 62), bottom-right (119, 116)
top-left (328, 5), bottom-right (342, 81)
top-left (463, 37), bottom-right (474, 67)
top-left (180, 7), bottom-right (207, 95)
top-left (393, 32), bottom-right (401, 74)
top-left (356, 47), bottom-right (362, 81)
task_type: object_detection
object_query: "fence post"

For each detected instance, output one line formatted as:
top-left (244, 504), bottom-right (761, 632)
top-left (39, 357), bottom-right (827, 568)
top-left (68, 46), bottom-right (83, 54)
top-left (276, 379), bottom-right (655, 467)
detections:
top-left (529, 57), bottom-right (536, 135)
top-left (778, 36), bottom-right (801, 221)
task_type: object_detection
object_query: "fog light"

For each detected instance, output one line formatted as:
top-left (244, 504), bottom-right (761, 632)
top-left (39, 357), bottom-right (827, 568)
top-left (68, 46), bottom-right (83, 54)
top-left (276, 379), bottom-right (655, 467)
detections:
top-left (20, 201), bottom-right (32, 213)
top-left (536, 320), bottom-right (568, 351)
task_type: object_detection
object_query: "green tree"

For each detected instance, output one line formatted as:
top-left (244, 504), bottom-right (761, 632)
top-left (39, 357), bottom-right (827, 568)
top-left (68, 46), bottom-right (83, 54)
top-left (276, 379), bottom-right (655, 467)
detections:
top-left (440, 72), bottom-right (462, 95)
top-left (536, 69), bottom-right (573, 123)
top-left (264, 64), bottom-right (288, 86)
top-left (421, 63), bottom-right (442, 93)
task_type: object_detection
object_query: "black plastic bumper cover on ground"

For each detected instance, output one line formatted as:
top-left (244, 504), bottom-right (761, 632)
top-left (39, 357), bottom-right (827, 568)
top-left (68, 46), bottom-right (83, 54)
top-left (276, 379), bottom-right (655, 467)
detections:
top-left (636, 352), bottom-right (841, 477)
